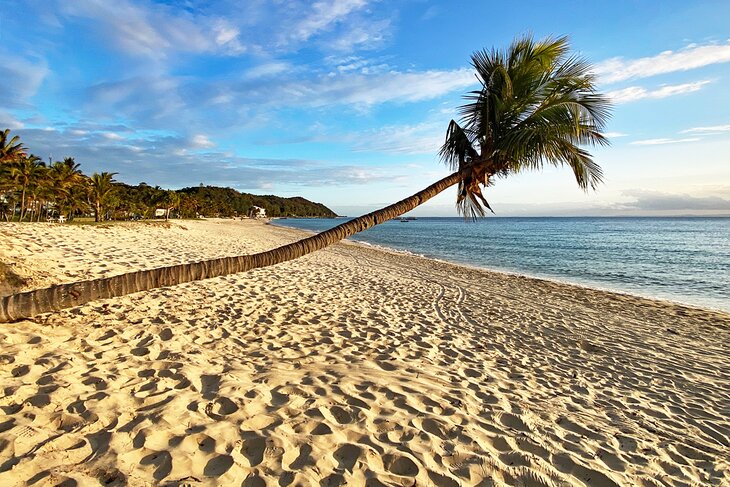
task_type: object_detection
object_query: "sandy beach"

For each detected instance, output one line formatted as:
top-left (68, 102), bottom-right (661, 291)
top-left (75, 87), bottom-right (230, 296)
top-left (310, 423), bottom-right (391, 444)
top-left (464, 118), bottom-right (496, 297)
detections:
top-left (0, 219), bottom-right (728, 486)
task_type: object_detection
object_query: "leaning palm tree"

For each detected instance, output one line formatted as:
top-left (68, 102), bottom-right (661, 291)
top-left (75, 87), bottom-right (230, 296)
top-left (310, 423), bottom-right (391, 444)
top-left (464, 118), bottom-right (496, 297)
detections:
top-left (0, 35), bottom-right (611, 322)
top-left (90, 172), bottom-right (118, 222)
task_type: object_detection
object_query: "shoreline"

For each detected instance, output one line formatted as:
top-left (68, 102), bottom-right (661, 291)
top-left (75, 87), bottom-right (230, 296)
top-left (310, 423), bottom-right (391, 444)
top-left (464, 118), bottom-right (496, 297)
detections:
top-left (269, 219), bottom-right (730, 316)
top-left (1, 219), bottom-right (728, 485)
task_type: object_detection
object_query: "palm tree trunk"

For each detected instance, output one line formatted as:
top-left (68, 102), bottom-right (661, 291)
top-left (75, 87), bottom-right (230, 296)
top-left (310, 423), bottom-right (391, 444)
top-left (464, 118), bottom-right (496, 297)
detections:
top-left (19, 185), bottom-right (27, 221)
top-left (0, 171), bottom-right (463, 322)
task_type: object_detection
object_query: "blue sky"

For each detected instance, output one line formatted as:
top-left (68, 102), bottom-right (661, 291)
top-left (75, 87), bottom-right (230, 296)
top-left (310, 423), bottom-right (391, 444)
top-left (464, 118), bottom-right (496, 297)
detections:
top-left (2, 0), bottom-right (729, 216)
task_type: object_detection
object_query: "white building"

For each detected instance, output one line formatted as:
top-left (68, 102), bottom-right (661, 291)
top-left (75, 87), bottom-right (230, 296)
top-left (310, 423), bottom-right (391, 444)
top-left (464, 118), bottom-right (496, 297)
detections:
top-left (250, 206), bottom-right (267, 218)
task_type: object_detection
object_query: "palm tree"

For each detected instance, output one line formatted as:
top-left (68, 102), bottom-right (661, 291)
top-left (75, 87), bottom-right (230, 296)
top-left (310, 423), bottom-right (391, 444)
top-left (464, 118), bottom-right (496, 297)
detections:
top-left (0, 129), bottom-right (26, 164)
top-left (10, 155), bottom-right (44, 221)
top-left (0, 35), bottom-right (611, 322)
top-left (164, 191), bottom-right (181, 219)
top-left (90, 172), bottom-right (117, 222)
top-left (0, 129), bottom-right (27, 220)
top-left (26, 160), bottom-right (49, 222)
top-left (49, 158), bottom-right (85, 220)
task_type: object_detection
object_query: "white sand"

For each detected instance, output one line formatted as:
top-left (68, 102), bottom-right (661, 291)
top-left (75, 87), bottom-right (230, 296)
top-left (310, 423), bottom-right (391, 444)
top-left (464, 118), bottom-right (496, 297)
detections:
top-left (0, 219), bottom-right (728, 486)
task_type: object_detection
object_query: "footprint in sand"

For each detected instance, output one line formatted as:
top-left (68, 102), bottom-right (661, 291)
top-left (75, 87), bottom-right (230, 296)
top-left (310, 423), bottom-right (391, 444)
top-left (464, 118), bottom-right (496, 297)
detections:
top-left (384, 453), bottom-right (420, 477)
top-left (242, 472), bottom-right (266, 487)
top-left (498, 412), bottom-right (530, 432)
top-left (320, 405), bottom-right (353, 425)
top-left (139, 450), bottom-right (173, 481)
top-left (204, 397), bottom-right (238, 419)
top-left (333, 443), bottom-right (361, 471)
top-left (233, 436), bottom-right (266, 467)
top-left (0, 419), bottom-right (16, 433)
top-left (282, 443), bottom-right (313, 470)
top-left (414, 417), bottom-right (450, 440)
top-left (11, 364), bottom-right (30, 377)
top-left (158, 328), bottom-right (173, 341)
top-left (203, 454), bottom-right (234, 476)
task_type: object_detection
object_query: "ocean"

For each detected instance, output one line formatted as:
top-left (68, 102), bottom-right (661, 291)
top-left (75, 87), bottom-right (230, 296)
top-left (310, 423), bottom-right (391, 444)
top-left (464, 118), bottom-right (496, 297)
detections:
top-left (272, 217), bottom-right (730, 312)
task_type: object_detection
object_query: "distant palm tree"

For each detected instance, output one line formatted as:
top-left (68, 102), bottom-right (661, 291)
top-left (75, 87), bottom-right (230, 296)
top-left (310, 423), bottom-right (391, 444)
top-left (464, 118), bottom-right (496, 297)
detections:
top-left (26, 160), bottom-right (48, 222)
top-left (0, 129), bottom-right (26, 164)
top-left (164, 191), bottom-right (181, 219)
top-left (90, 172), bottom-right (118, 222)
top-left (49, 157), bottom-right (86, 220)
top-left (0, 130), bottom-right (27, 219)
top-left (0, 35), bottom-right (612, 322)
top-left (10, 155), bottom-right (44, 221)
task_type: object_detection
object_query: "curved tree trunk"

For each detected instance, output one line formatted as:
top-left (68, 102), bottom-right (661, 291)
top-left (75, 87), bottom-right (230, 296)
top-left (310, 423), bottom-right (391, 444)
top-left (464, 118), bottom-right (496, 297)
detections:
top-left (0, 171), bottom-right (463, 322)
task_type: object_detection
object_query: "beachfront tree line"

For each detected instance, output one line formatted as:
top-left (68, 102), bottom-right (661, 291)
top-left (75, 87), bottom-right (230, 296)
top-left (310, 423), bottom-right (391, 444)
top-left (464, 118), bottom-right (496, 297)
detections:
top-left (0, 133), bottom-right (336, 222)
top-left (1, 35), bottom-right (612, 322)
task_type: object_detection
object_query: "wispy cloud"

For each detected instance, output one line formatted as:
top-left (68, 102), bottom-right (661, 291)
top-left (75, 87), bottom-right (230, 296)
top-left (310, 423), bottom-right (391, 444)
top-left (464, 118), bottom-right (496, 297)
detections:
top-left (630, 137), bottom-right (700, 146)
top-left (0, 55), bottom-right (49, 108)
top-left (56, 0), bottom-right (248, 61)
top-left (291, 0), bottom-right (370, 43)
top-left (0, 111), bottom-right (24, 130)
top-left (326, 18), bottom-right (390, 51)
top-left (79, 66), bottom-right (474, 133)
top-left (681, 124), bottom-right (730, 135)
top-left (607, 80), bottom-right (710, 103)
top-left (604, 132), bottom-right (628, 138)
top-left (244, 62), bottom-right (291, 79)
top-left (350, 122), bottom-right (446, 155)
top-left (191, 134), bottom-right (215, 148)
top-left (595, 41), bottom-right (730, 83)
top-left (288, 68), bottom-right (474, 107)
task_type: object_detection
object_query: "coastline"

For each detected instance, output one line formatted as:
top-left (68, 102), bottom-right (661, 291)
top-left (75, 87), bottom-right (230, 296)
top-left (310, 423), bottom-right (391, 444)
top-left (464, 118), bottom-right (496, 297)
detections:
top-left (1, 219), bottom-right (728, 485)
top-left (270, 219), bottom-right (730, 315)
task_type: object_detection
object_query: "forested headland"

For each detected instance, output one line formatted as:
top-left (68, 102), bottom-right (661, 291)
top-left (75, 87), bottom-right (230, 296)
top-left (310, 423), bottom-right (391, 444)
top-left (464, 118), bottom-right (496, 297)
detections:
top-left (0, 129), bottom-right (337, 221)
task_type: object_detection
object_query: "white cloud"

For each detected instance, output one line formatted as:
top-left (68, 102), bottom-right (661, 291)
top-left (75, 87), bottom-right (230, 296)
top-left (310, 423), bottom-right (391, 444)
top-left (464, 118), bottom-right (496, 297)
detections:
top-left (326, 18), bottom-right (390, 51)
top-left (191, 134), bottom-right (215, 148)
top-left (298, 68), bottom-right (475, 106)
top-left (212, 22), bottom-right (247, 55)
top-left (607, 80), bottom-right (710, 104)
top-left (681, 124), bottom-right (730, 135)
top-left (244, 62), bottom-right (291, 79)
top-left (58, 0), bottom-right (245, 60)
top-left (596, 41), bottom-right (730, 83)
top-left (102, 132), bottom-right (124, 141)
top-left (351, 122), bottom-right (446, 154)
top-left (0, 112), bottom-right (24, 129)
top-left (604, 132), bottom-right (628, 138)
top-left (0, 55), bottom-right (49, 108)
top-left (292, 0), bottom-right (369, 42)
top-left (630, 138), bottom-right (701, 146)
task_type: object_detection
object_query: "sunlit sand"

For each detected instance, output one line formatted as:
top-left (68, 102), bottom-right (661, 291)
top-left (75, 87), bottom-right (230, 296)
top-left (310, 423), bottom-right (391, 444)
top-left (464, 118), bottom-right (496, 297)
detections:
top-left (1, 219), bottom-right (728, 485)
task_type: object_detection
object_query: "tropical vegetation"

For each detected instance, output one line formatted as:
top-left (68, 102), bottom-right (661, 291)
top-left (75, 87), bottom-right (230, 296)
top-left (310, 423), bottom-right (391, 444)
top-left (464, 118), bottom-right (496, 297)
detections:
top-left (0, 140), bottom-right (336, 222)
top-left (0, 35), bottom-right (612, 322)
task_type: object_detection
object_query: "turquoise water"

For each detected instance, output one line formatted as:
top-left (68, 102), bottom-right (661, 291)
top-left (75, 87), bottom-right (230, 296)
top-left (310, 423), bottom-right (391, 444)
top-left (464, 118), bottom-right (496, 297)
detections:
top-left (272, 217), bottom-right (730, 312)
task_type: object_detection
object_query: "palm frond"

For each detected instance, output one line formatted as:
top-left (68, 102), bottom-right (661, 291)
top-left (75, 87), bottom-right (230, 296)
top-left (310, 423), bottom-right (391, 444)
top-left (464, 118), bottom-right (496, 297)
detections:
top-left (440, 34), bottom-right (611, 216)
top-left (439, 120), bottom-right (477, 171)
